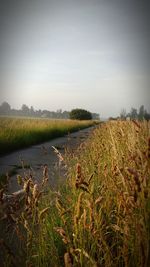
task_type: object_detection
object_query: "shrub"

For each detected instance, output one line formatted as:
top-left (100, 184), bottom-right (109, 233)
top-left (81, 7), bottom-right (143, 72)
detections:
top-left (69, 108), bottom-right (92, 120)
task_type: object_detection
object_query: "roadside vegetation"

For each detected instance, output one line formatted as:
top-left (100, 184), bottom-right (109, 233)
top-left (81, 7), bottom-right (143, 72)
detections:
top-left (0, 117), bottom-right (97, 155)
top-left (0, 120), bottom-right (150, 266)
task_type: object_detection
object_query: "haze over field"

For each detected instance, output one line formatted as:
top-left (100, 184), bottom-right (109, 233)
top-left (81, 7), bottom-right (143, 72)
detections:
top-left (0, 0), bottom-right (150, 118)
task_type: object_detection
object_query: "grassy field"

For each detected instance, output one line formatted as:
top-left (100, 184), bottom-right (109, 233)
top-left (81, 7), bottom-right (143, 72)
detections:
top-left (0, 117), bottom-right (96, 155)
top-left (0, 120), bottom-right (150, 266)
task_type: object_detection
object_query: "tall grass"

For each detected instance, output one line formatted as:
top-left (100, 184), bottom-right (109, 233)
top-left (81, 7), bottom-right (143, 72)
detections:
top-left (0, 117), bottom-right (96, 155)
top-left (0, 120), bottom-right (150, 266)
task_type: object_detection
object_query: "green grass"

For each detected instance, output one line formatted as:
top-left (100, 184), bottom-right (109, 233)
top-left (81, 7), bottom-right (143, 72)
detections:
top-left (1, 120), bottom-right (150, 266)
top-left (0, 117), bottom-right (97, 155)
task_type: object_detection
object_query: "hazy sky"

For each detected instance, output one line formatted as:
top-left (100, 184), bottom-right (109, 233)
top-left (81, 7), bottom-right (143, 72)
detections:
top-left (0, 0), bottom-right (150, 118)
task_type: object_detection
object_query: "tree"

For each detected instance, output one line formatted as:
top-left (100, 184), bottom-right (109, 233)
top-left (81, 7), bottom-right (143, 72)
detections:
top-left (92, 113), bottom-right (100, 120)
top-left (0, 101), bottom-right (11, 114)
top-left (120, 108), bottom-right (126, 120)
top-left (144, 110), bottom-right (150, 121)
top-left (29, 106), bottom-right (35, 116)
top-left (129, 108), bottom-right (138, 119)
top-left (138, 105), bottom-right (145, 120)
top-left (69, 108), bottom-right (92, 120)
top-left (21, 104), bottom-right (30, 116)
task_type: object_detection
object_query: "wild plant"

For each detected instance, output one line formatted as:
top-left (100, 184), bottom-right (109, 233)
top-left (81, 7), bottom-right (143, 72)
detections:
top-left (53, 120), bottom-right (150, 267)
top-left (0, 120), bottom-right (150, 267)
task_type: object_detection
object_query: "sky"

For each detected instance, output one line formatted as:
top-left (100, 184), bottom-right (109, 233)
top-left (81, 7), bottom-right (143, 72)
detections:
top-left (0, 0), bottom-right (150, 118)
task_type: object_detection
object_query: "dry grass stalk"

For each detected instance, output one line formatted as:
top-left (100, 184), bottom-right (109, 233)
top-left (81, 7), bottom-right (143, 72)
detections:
top-left (74, 192), bottom-right (83, 226)
top-left (42, 164), bottom-right (49, 186)
top-left (75, 163), bottom-right (89, 192)
top-left (52, 146), bottom-right (64, 166)
top-left (64, 252), bottom-right (73, 267)
top-left (38, 207), bottom-right (50, 222)
top-left (54, 227), bottom-right (70, 244)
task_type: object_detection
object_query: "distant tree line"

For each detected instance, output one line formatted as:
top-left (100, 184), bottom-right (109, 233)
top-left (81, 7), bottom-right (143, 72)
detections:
top-left (0, 102), bottom-right (100, 120)
top-left (109, 105), bottom-right (150, 121)
top-left (120, 105), bottom-right (150, 120)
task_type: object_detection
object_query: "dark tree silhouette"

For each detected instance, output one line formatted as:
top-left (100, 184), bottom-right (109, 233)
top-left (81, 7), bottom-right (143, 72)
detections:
top-left (70, 109), bottom-right (92, 120)
top-left (0, 101), bottom-right (11, 114)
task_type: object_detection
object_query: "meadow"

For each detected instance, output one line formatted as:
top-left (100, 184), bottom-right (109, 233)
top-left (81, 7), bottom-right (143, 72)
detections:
top-left (0, 117), bottom-right (96, 155)
top-left (0, 120), bottom-right (150, 267)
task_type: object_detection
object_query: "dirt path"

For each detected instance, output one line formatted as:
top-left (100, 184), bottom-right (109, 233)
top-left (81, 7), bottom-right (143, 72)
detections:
top-left (0, 127), bottom-right (95, 193)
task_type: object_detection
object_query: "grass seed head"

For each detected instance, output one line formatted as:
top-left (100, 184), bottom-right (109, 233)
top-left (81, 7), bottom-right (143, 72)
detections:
top-left (17, 175), bottom-right (22, 186)
top-left (39, 207), bottom-right (50, 221)
top-left (32, 184), bottom-right (39, 200)
top-left (23, 179), bottom-right (30, 194)
top-left (64, 252), bottom-right (73, 267)
top-left (54, 227), bottom-right (70, 244)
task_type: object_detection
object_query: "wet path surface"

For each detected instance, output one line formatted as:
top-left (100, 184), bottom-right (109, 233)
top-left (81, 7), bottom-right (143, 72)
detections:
top-left (0, 127), bottom-right (94, 193)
